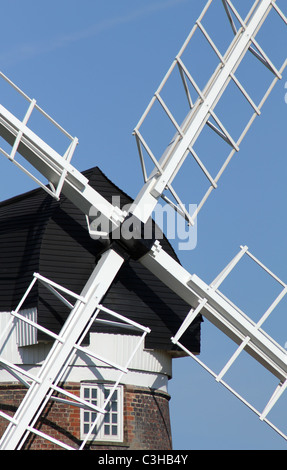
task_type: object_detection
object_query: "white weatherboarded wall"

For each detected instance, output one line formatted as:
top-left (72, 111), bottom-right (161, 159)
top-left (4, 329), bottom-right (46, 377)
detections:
top-left (0, 311), bottom-right (173, 391)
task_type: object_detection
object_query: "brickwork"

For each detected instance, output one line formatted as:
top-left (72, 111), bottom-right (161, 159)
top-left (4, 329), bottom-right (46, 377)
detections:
top-left (0, 382), bottom-right (81, 450)
top-left (0, 382), bottom-right (172, 450)
top-left (0, 383), bottom-right (26, 438)
top-left (124, 385), bottom-right (172, 450)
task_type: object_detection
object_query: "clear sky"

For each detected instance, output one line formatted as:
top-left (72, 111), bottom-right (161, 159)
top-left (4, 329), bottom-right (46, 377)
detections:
top-left (0, 0), bottom-right (286, 450)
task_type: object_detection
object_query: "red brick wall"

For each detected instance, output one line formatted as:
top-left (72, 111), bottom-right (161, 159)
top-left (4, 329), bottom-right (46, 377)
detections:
top-left (124, 385), bottom-right (172, 450)
top-left (0, 382), bottom-right (81, 450)
top-left (0, 382), bottom-right (172, 450)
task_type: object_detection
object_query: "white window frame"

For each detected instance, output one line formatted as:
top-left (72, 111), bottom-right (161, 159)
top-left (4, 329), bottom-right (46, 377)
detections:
top-left (80, 383), bottom-right (123, 443)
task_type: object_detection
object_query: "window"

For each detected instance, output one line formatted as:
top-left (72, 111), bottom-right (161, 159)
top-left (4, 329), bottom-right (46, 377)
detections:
top-left (80, 383), bottom-right (123, 442)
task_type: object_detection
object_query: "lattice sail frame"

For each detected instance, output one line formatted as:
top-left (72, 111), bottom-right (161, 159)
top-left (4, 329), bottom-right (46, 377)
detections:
top-left (0, 269), bottom-right (150, 450)
top-left (171, 245), bottom-right (287, 440)
top-left (133, 0), bottom-right (287, 225)
top-left (0, 71), bottom-right (79, 201)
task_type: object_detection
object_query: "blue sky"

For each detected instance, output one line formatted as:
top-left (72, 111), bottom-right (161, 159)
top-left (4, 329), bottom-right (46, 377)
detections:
top-left (0, 0), bottom-right (286, 450)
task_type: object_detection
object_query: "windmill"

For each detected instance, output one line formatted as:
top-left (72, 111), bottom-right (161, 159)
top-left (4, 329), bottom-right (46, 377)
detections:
top-left (0, 0), bottom-right (286, 450)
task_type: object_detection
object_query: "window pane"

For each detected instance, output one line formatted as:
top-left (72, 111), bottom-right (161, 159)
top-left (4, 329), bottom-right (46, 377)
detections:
top-left (82, 384), bottom-right (122, 441)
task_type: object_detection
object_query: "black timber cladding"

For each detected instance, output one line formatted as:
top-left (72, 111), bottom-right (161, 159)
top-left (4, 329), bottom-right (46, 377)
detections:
top-left (0, 167), bottom-right (201, 352)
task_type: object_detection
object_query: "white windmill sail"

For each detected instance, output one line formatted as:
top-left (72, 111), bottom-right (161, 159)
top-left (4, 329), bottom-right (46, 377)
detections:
top-left (131, 0), bottom-right (286, 225)
top-left (0, 0), bottom-right (286, 450)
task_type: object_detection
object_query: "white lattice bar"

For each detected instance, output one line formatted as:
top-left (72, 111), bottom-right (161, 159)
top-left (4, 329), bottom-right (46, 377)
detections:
top-left (175, 338), bottom-right (287, 441)
top-left (144, 240), bottom-right (287, 440)
top-left (0, 99), bottom-right (124, 227)
top-left (141, 242), bottom-right (287, 381)
top-left (132, 0), bottom-right (286, 226)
